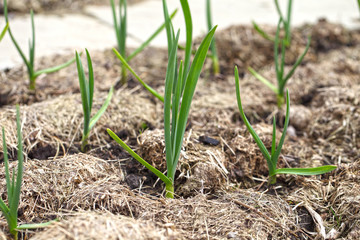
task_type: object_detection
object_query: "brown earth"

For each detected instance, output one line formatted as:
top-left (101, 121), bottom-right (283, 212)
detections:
top-left (0, 17), bottom-right (359, 240)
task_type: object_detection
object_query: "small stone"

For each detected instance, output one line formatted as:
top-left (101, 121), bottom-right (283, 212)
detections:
top-left (199, 135), bottom-right (220, 146)
top-left (227, 231), bottom-right (238, 239)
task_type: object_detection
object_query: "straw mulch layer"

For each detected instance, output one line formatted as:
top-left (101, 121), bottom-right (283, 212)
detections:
top-left (0, 20), bottom-right (359, 239)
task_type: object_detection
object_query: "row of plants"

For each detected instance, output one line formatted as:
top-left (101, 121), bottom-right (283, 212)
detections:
top-left (0, 0), bottom-right (338, 238)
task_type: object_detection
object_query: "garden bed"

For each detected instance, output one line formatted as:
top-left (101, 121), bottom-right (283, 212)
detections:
top-left (0, 13), bottom-right (359, 240)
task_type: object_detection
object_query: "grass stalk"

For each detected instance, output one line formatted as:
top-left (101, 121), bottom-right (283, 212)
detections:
top-left (76, 49), bottom-right (114, 152)
top-left (110, 0), bottom-right (177, 85)
top-left (252, 0), bottom-right (293, 46)
top-left (3, 1), bottom-right (76, 90)
top-left (248, 18), bottom-right (310, 108)
top-left (206, 0), bottom-right (219, 74)
top-left (234, 66), bottom-right (336, 184)
top-left (108, 0), bottom-right (216, 198)
top-left (1, 105), bottom-right (56, 239)
top-left (3, 0), bottom-right (76, 90)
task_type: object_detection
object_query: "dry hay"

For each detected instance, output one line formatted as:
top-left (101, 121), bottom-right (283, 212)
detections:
top-left (0, 87), bottom-right (156, 157)
top-left (138, 129), bottom-right (228, 196)
top-left (0, 46), bottom-right (167, 107)
top-left (288, 161), bottom-right (360, 239)
top-left (0, 152), bottom-right (309, 239)
top-left (308, 87), bottom-right (359, 164)
top-left (0, 154), bottom-right (128, 228)
top-left (208, 19), bottom-right (358, 76)
top-left (137, 190), bottom-right (307, 239)
top-left (30, 211), bottom-right (177, 240)
top-left (29, 191), bottom-right (309, 239)
top-left (222, 123), bottom-right (299, 186)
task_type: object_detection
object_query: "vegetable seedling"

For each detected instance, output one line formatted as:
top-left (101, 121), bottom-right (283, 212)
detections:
top-left (76, 49), bottom-right (114, 152)
top-left (0, 22), bottom-right (9, 42)
top-left (234, 66), bottom-right (336, 184)
top-left (252, 0), bottom-right (293, 47)
top-left (206, 0), bottom-right (219, 74)
top-left (248, 18), bottom-right (311, 108)
top-left (3, 0), bottom-right (76, 90)
top-left (108, 0), bottom-right (217, 198)
top-left (1, 105), bottom-right (56, 240)
top-left (110, 0), bottom-right (177, 85)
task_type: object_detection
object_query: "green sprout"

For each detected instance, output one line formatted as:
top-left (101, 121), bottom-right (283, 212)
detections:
top-left (206, 0), bottom-right (219, 74)
top-left (248, 18), bottom-right (311, 108)
top-left (108, 0), bottom-right (216, 198)
top-left (0, 22), bottom-right (9, 42)
top-left (1, 105), bottom-right (55, 240)
top-left (76, 49), bottom-right (114, 152)
top-left (3, 0), bottom-right (76, 90)
top-left (234, 66), bottom-right (336, 184)
top-left (110, 0), bottom-right (177, 85)
top-left (252, 0), bottom-right (293, 46)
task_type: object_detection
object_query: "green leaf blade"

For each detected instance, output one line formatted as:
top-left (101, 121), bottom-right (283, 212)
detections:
top-left (89, 87), bottom-right (114, 130)
top-left (234, 66), bottom-right (271, 163)
top-left (86, 49), bottom-right (94, 111)
top-left (179, 0), bottom-right (193, 83)
top-left (248, 66), bottom-right (278, 94)
top-left (33, 55), bottom-right (77, 79)
top-left (112, 48), bottom-right (164, 102)
top-left (274, 165), bottom-right (337, 176)
top-left (127, 9), bottom-right (178, 61)
top-left (9, 105), bottom-right (23, 229)
top-left (164, 31), bottom-right (180, 176)
top-left (0, 22), bottom-right (9, 42)
top-left (107, 129), bottom-right (172, 186)
top-left (75, 51), bottom-right (91, 140)
top-left (171, 26), bottom-right (217, 177)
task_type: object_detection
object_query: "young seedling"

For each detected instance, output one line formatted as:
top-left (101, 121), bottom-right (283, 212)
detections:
top-left (252, 0), bottom-right (293, 46)
top-left (234, 66), bottom-right (337, 184)
top-left (3, 0), bottom-right (76, 90)
top-left (110, 0), bottom-right (177, 85)
top-left (76, 49), bottom-right (114, 152)
top-left (1, 105), bottom-right (55, 240)
top-left (248, 18), bottom-right (311, 108)
top-left (108, 0), bottom-right (217, 198)
top-left (0, 22), bottom-right (9, 42)
top-left (206, 0), bottom-right (219, 74)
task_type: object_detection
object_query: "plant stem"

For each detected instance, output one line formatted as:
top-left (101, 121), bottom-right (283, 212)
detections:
top-left (277, 93), bottom-right (285, 108)
top-left (29, 77), bottom-right (36, 90)
top-left (206, 0), bottom-right (219, 74)
top-left (120, 63), bottom-right (128, 85)
top-left (80, 137), bottom-right (88, 153)
top-left (165, 183), bottom-right (174, 198)
top-left (269, 175), bottom-right (277, 185)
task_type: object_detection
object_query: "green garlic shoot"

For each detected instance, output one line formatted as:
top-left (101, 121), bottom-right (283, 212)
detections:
top-left (110, 0), bottom-right (177, 85)
top-left (1, 105), bottom-right (56, 240)
top-left (248, 18), bottom-right (310, 108)
top-left (76, 49), bottom-right (114, 152)
top-left (234, 66), bottom-right (336, 184)
top-left (252, 0), bottom-right (293, 46)
top-left (206, 0), bottom-right (219, 74)
top-left (108, 0), bottom-right (217, 198)
top-left (3, 0), bottom-right (76, 90)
